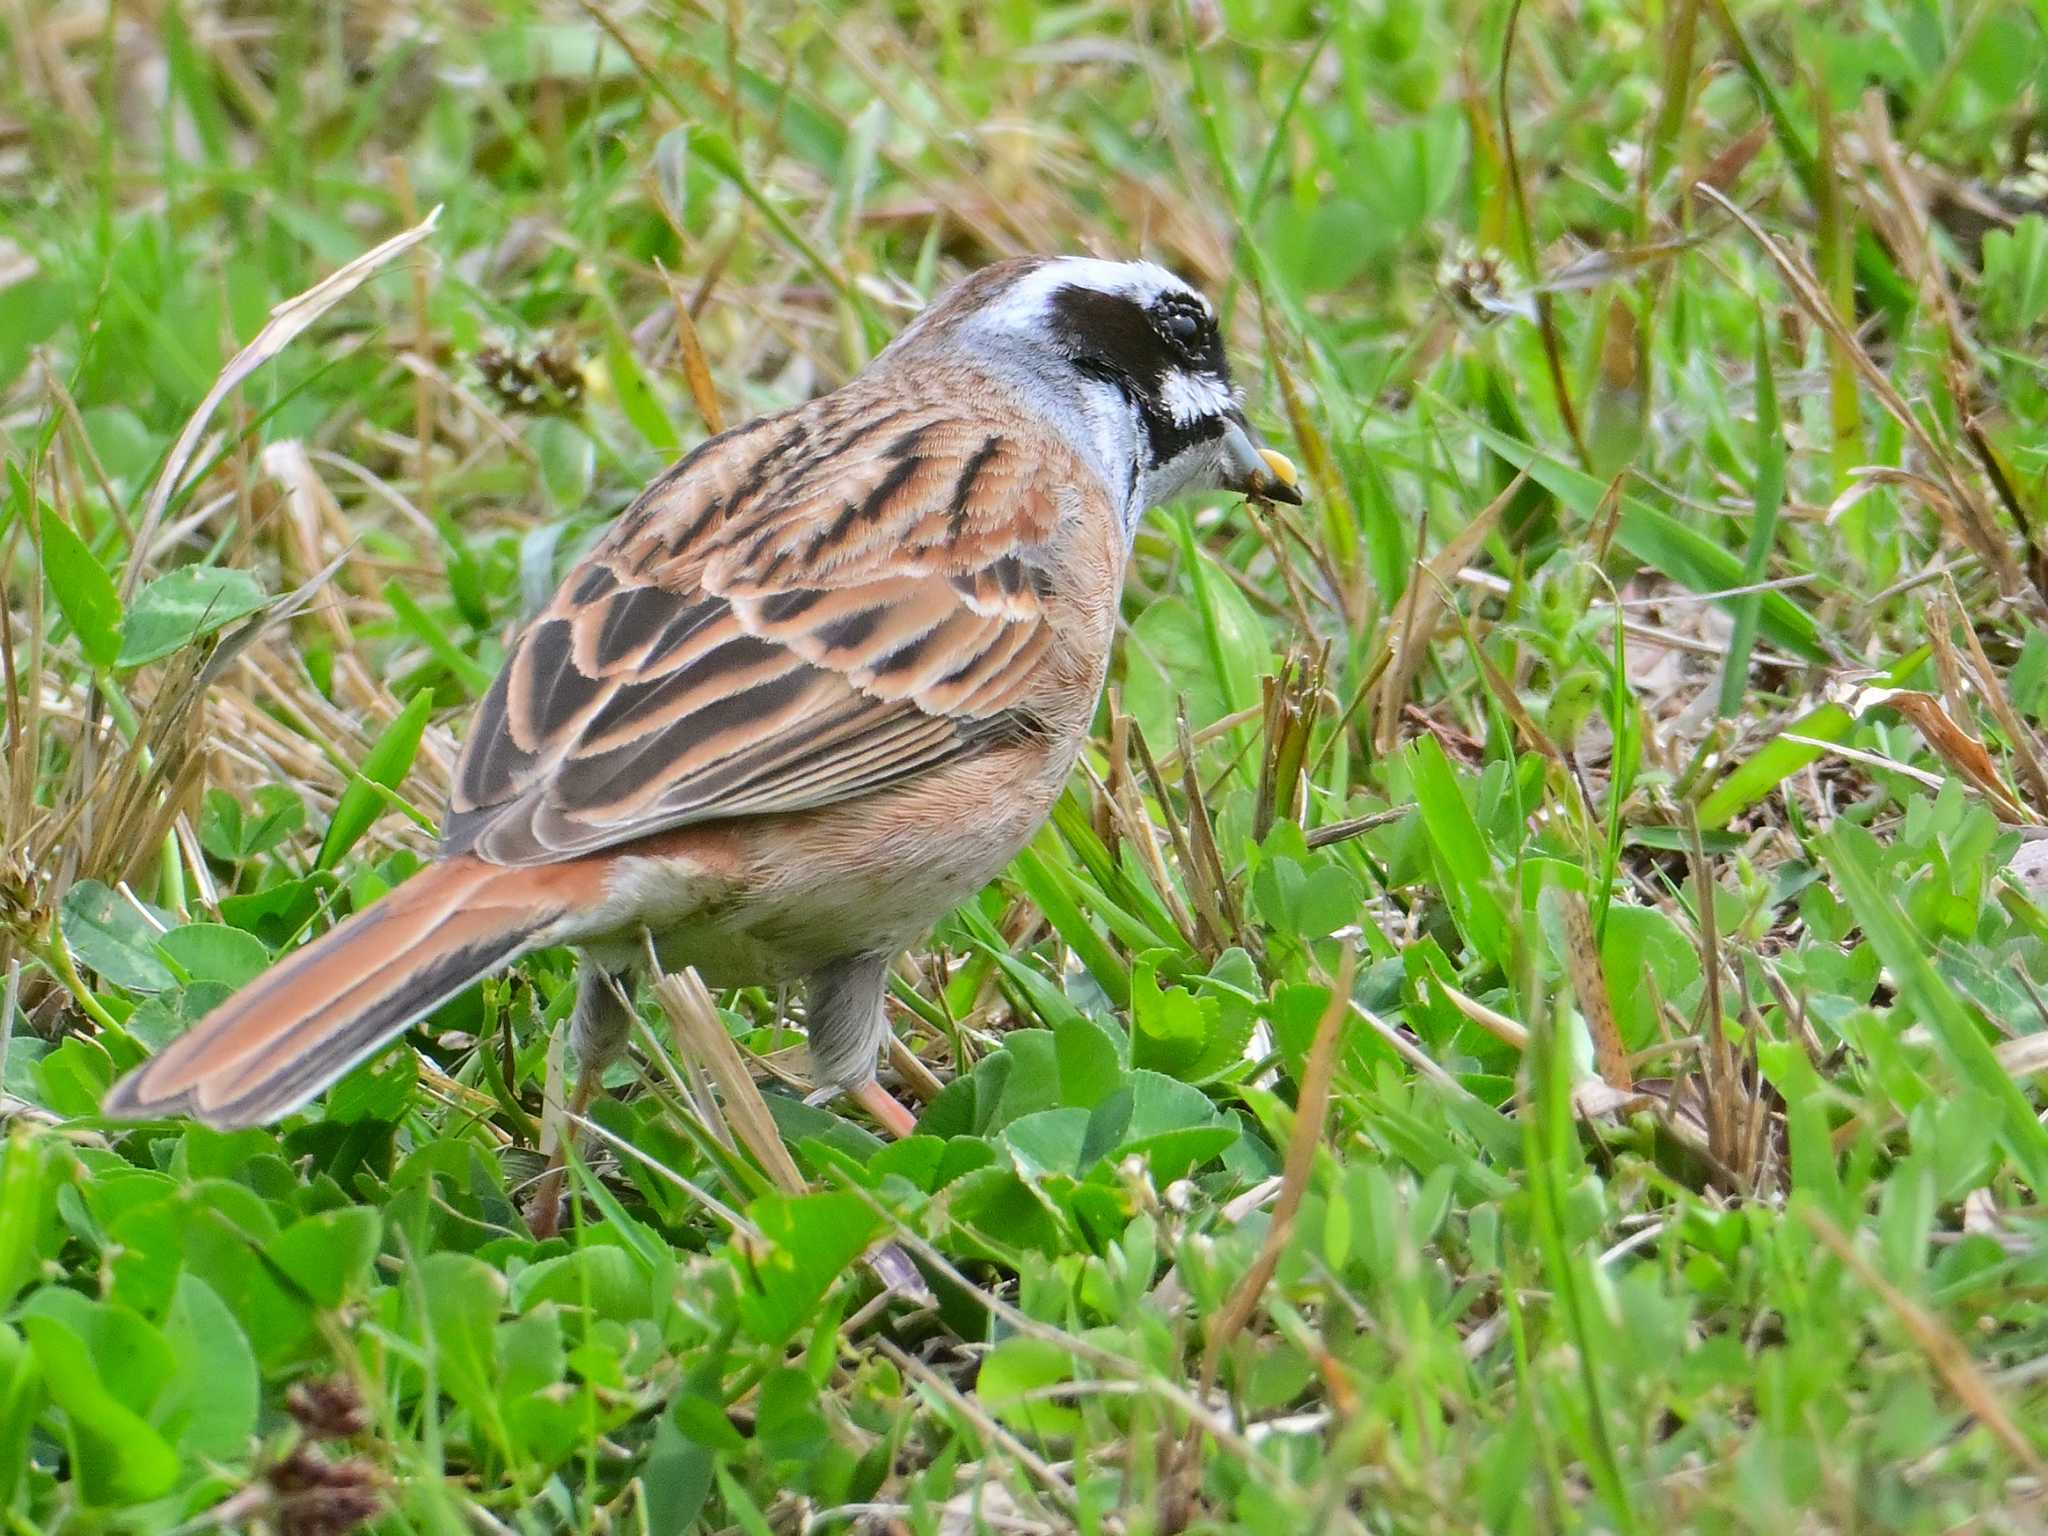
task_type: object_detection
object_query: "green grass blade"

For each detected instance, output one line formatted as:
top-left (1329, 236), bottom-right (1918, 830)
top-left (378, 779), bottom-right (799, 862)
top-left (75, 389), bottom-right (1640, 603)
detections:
top-left (1718, 308), bottom-right (1786, 717)
top-left (1822, 822), bottom-right (2048, 1194)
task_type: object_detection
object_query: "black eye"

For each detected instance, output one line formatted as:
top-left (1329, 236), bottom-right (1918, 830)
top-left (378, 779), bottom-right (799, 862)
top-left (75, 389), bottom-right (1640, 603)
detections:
top-left (1163, 308), bottom-right (1203, 345)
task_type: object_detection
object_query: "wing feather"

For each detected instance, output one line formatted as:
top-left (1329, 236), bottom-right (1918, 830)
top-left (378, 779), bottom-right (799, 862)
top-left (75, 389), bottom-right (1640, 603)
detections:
top-left (444, 391), bottom-right (1090, 865)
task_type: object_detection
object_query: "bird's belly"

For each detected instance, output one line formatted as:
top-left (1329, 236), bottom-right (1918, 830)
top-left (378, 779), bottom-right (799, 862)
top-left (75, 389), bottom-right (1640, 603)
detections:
top-left (576, 739), bottom-right (1070, 984)
top-left (638, 854), bottom-right (995, 988)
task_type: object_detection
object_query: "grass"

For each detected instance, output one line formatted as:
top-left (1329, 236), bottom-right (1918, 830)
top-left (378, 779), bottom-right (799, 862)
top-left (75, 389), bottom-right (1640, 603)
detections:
top-left (3, 0), bottom-right (2048, 1530)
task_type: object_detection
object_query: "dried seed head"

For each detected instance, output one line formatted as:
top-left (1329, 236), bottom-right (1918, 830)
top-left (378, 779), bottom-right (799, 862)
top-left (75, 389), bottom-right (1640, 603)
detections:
top-left (475, 337), bottom-right (587, 414)
top-left (284, 1377), bottom-right (371, 1439)
top-left (268, 1445), bottom-right (384, 1536)
top-left (1437, 243), bottom-right (1532, 324)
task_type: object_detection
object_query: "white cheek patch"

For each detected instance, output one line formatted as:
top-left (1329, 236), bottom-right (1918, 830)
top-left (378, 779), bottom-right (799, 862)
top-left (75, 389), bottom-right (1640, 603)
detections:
top-left (1157, 368), bottom-right (1235, 425)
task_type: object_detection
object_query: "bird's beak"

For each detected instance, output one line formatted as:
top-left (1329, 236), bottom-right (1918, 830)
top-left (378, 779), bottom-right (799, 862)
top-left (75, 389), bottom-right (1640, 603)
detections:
top-left (1218, 413), bottom-right (1303, 505)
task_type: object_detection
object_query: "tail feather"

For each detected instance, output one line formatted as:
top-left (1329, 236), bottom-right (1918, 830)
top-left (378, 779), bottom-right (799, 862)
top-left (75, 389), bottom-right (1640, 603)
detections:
top-left (102, 854), bottom-right (599, 1128)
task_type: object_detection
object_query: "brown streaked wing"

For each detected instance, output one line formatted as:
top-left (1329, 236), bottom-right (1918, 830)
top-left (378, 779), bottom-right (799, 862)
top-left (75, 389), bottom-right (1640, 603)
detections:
top-left (443, 387), bottom-right (1089, 866)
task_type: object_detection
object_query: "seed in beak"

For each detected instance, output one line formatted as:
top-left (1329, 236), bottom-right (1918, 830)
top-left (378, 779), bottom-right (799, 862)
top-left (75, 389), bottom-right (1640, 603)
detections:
top-left (1258, 448), bottom-right (1300, 496)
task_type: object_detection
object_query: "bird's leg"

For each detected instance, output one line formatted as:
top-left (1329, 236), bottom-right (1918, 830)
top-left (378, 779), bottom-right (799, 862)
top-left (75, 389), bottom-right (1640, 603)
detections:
top-left (525, 962), bottom-right (634, 1239)
top-left (802, 952), bottom-right (919, 1138)
top-left (845, 1078), bottom-right (920, 1138)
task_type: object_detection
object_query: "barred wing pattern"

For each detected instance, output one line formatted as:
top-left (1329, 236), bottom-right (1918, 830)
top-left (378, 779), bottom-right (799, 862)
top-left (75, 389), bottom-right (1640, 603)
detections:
top-left (444, 391), bottom-right (1088, 866)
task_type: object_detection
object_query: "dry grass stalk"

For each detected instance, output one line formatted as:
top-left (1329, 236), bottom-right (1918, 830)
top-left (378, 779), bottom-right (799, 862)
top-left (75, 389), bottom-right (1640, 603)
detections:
top-left (1371, 471), bottom-right (1520, 753)
top-left (654, 256), bottom-right (727, 436)
top-left (1433, 977), bottom-right (1529, 1051)
top-left (1196, 947), bottom-right (1354, 1398)
top-left (1083, 743), bottom-right (1201, 949)
top-left (1558, 888), bottom-right (1632, 1091)
top-left (1432, 976), bottom-right (1665, 1125)
top-left (1854, 92), bottom-right (1974, 348)
top-left (1163, 948), bottom-right (1355, 1532)
top-left (1939, 579), bottom-right (2048, 817)
top-left (1252, 644), bottom-right (1326, 844)
top-left (1681, 816), bottom-right (1778, 1193)
top-left (1125, 718), bottom-right (1229, 954)
top-left (1466, 618), bottom-right (1565, 767)
top-left (1173, 709), bottom-right (1245, 945)
top-left (648, 961), bottom-right (806, 1196)
top-left (1879, 691), bottom-right (2032, 824)
top-left (123, 205), bottom-right (444, 600)
top-left (1256, 305), bottom-right (1360, 618)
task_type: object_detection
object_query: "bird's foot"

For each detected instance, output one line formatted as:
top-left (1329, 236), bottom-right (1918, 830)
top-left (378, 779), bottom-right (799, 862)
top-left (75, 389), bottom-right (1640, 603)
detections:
top-left (805, 1079), bottom-right (919, 1138)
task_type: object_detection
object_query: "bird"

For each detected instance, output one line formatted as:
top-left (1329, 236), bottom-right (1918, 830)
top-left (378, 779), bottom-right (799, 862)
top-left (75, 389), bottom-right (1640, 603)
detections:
top-left (100, 255), bottom-right (1301, 1167)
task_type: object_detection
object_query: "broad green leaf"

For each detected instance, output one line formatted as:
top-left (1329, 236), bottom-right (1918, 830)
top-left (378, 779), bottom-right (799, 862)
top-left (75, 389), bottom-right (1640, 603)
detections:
top-left (157, 923), bottom-right (268, 988)
top-left (1130, 955), bottom-right (1212, 1079)
top-left (979, 1336), bottom-right (1083, 1438)
top-left (20, 1314), bottom-right (179, 1505)
top-left (37, 1037), bottom-right (116, 1118)
top-left (413, 1251), bottom-right (509, 1434)
top-left (1054, 1012), bottom-right (1124, 1110)
top-left (1118, 1124), bottom-right (1240, 1183)
top-left (606, 335), bottom-right (678, 454)
top-left (497, 1306), bottom-right (566, 1407)
top-left (158, 1274), bottom-right (258, 1462)
top-left (0, 1324), bottom-right (40, 1507)
top-left (732, 1191), bottom-right (883, 1347)
top-left (199, 784), bottom-right (307, 861)
top-left (0, 1127), bottom-right (66, 1310)
top-left (1406, 736), bottom-right (1510, 969)
top-left (669, 1390), bottom-right (749, 1455)
top-left (59, 879), bottom-right (175, 992)
top-left (35, 495), bottom-right (123, 669)
top-left (528, 416), bottom-right (598, 509)
top-left (1123, 1069), bottom-right (1227, 1141)
top-left (1251, 844), bottom-right (1364, 941)
top-left (218, 874), bottom-right (326, 946)
top-left (761, 1090), bottom-right (887, 1161)
top-left (511, 1245), bottom-right (650, 1324)
top-left (943, 1165), bottom-right (1066, 1260)
top-left (113, 1183), bottom-right (311, 1367)
top-left (1001, 1107), bottom-right (1093, 1178)
top-left (266, 1206), bottom-right (383, 1309)
top-left (642, 1411), bottom-right (717, 1528)
top-left (1981, 215), bottom-right (2048, 335)
top-left (1121, 596), bottom-right (1232, 747)
top-left (754, 1367), bottom-right (828, 1459)
top-left (117, 566), bottom-right (267, 667)
top-left (1599, 905), bottom-right (1699, 1049)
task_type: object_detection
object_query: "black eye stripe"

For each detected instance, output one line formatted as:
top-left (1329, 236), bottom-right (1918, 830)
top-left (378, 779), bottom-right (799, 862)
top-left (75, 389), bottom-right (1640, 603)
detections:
top-left (1045, 281), bottom-right (1232, 424)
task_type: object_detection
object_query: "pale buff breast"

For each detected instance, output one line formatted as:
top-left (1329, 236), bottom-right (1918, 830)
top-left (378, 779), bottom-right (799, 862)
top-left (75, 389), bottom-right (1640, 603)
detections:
top-left (570, 735), bottom-right (1073, 986)
top-left (574, 542), bottom-right (1123, 983)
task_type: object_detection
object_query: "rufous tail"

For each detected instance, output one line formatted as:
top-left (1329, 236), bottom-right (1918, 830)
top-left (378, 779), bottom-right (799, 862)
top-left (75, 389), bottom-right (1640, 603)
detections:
top-left (101, 854), bottom-right (597, 1128)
